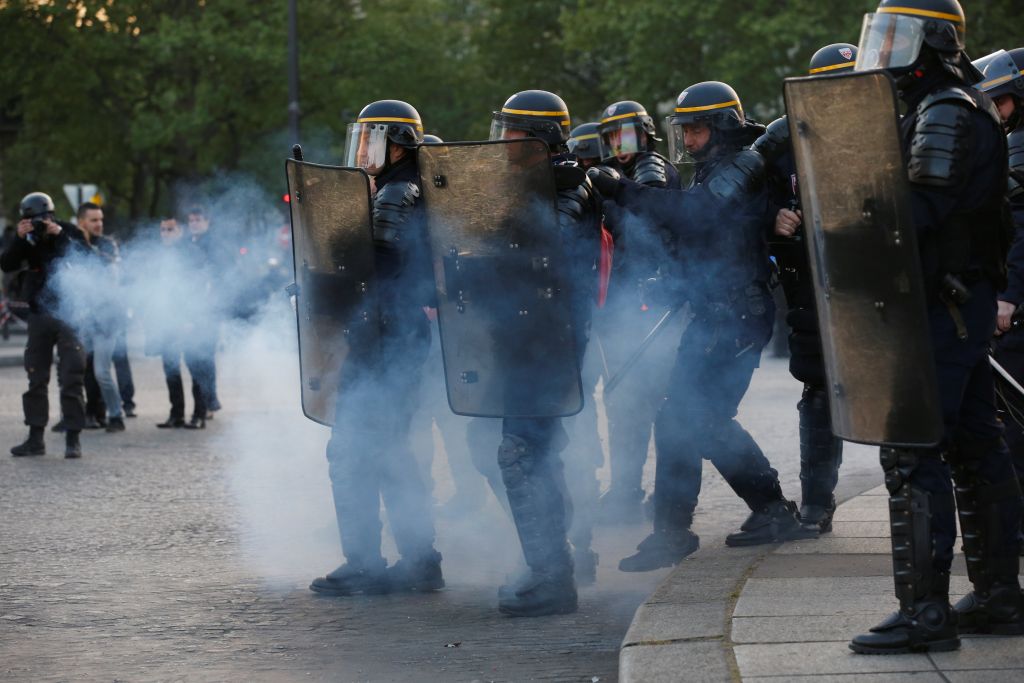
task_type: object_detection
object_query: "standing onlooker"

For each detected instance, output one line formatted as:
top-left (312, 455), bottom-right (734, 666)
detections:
top-left (78, 202), bottom-right (127, 433)
top-left (1, 192), bottom-right (89, 458)
top-left (185, 207), bottom-right (221, 418)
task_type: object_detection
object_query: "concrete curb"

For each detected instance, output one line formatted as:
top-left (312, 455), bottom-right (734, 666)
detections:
top-left (618, 482), bottom-right (882, 683)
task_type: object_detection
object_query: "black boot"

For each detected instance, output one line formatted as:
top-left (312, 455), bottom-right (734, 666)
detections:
top-left (65, 430), bottom-right (82, 459)
top-left (851, 448), bottom-right (960, 654)
top-left (850, 572), bottom-right (959, 654)
top-left (725, 500), bottom-right (816, 546)
top-left (386, 550), bottom-right (444, 593)
top-left (797, 385), bottom-right (842, 533)
top-left (619, 528), bottom-right (699, 572)
top-left (157, 415), bottom-right (185, 429)
top-left (106, 417), bottom-right (126, 433)
top-left (950, 458), bottom-right (1024, 635)
top-left (310, 560), bottom-right (389, 596)
top-left (11, 426), bottom-right (45, 457)
top-left (184, 415), bottom-right (206, 430)
top-left (495, 434), bottom-right (578, 617)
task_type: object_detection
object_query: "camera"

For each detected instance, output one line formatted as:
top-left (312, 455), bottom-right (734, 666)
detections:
top-left (19, 192), bottom-right (57, 244)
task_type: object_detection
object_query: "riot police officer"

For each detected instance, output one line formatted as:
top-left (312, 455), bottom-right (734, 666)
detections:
top-left (486, 89), bottom-right (603, 615)
top-left (980, 49), bottom-right (1024, 534)
top-left (309, 100), bottom-right (443, 597)
top-left (593, 101), bottom-right (683, 523)
top-left (567, 122), bottom-right (604, 169)
top-left (848, 0), bottom-right (1023, 654)
top-left (753, 43), bottom-right (858, 534)
top-left (591, 82), bottom-right (811, 572)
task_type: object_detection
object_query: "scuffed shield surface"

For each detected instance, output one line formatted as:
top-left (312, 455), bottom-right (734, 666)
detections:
top-left (784, 71), bottom-right (942, 446)
top-left (418, 140), bottom-right (583, 417)
top-left (286, 160), bottom-right (378, 425)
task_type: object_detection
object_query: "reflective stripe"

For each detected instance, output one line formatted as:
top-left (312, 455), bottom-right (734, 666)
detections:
top-left (675, 99), bottom-right (740, 113)
top-left (877, 6), bottom-right (963, 24)
top-left (502, 107), bottom-right (569, 117)
top-left (601, 111), bottom-right (646, 124)
top-left (357, 116), bottom-right (424, 130)
top-left (981, 73), bottom-right (1016, 89)
top-left (808, 61), bottom-right (856, 75)
top-left (571, 133), bottom-right (600, 141)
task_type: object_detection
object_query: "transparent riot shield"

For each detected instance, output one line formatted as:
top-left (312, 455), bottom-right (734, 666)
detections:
top-left (418, 139), bottom-right (584, 418)
top-left (286, 160), bottom-right (378, 426)
top-left (784, 71), bottom-right (942, 447)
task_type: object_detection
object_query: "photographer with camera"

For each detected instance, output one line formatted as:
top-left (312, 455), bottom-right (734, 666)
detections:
top-left (1, 192), bottom-right (90, 458)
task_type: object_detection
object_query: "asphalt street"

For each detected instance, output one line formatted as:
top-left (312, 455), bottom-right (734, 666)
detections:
top-left (0, 325), bottom-right (880, 682)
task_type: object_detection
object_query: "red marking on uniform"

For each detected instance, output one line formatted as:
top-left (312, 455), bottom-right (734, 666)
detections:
top-left (597, 224), bottom-right (614, 308)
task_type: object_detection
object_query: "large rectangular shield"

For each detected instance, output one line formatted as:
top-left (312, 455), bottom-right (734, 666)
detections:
top-left (286, 160), bottom-right (378, 426)
top-left (418, 139), bottom-right (584, 418)
top-left (784, 71), bottom-right (942, 447)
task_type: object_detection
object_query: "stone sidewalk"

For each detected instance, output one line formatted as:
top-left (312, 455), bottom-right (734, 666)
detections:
top-left (621, 485), bottom-right (1024, 682)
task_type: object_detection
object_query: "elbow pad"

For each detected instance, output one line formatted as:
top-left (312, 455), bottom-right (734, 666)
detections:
top-left (372, 180), bottom-right (420, 245)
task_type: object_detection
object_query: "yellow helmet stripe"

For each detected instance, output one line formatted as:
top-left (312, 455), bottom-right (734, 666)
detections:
top-left (877, 6), bottom-right (963, 24)
top-left (601, 111), bottom-right (647, 124)
top-left (357, 116), bottom-right (424, 130)
top-left (980, 73), bottom-right (1016, 89)
top-left (502, 107), bottom-right (569, 117)
top-left (675, 99), bottom-right (741, 113)
top-left (808, 61), bottom-right (857, 75)
top-left (570, 133), bottom-right (601, 141)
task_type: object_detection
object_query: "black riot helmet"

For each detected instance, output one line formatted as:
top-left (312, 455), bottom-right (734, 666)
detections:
top-left (19, 192), bottom-right (55, 219)
top-left (855, 0), bottom-right (975, 83)
top-left (343, 99), bottom-right (424, 174)
top-left (665, 81), bottom-right (744, 162)
top-left (808, 43), bottom-right (859, 75)
top-left (598, 101), bottom-right (658, 158)
top-left (977, 48), bottom-right (1024, 130)
top-left (421, 134), bottom-right (444, 144)
top-left (490, 90), bottom-right (572, 151)
top-left (567, 122), bottom-right (605, 164)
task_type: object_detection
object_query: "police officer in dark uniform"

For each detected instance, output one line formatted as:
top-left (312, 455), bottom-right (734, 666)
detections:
top-left (1, 192), bottom-right (89, 459)
top-left (753, 43), bottom-right (858, 534)
top-left (981, 48), bottom-right (1024, 534)
top-left (591, 82), bottom-right (811, 572)
top-left (310, 100), bottom-right (443, 597)
top-left (567, 122), bottom-right (605, 169)
top-left (593, 101), bottom-right (683, 522)
top-left (848, 0), bottom-right (1023, 654)
top-left (487, 90), bottom-right (603, 616)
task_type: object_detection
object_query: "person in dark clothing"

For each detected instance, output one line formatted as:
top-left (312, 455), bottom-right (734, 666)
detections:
top-left (752, 42), bottom-right (858, 534)
top-left (1, 192), bottom-right (89, 458)
top-left (847, 0), bottom-right (1023, 654)
top-left (590, 81), bottom-right (812, 573)
top-left (184, 207), bottom-right (221, 420)
top-left (309, 100), bottom-right (443, 599)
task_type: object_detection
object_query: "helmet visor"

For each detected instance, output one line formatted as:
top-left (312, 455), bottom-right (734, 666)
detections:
top-left (854, 13), bottom-right (925, 72)
top-left (489, 118), bottom-right (536, 142)
top-left (344, 122), bottom-right (390, 172)
top-left (665, 122), bottom-right (688, 164)
top-left (603, 124), bottom-right (642, 157)
top-left (978, 50), bottom-right (1023, 94)
top-left (567, 132), bottom-right (607, 160)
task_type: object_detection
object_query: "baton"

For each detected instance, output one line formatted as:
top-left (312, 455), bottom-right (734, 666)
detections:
top-left (604, 307), bottom-right (680, 397)
top-left (990, 355), bottom-right (1024, 400)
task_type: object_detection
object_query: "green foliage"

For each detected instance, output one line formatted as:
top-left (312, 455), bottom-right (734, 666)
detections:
top-left (0, 0), bottom-right (1018, 226)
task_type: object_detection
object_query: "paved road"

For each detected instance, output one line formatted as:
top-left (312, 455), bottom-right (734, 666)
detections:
top-left (0, 324), bottom-right (879, 682)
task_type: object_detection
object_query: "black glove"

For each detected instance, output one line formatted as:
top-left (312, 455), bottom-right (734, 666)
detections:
top-left (586, 165), bottom-right (622, 200)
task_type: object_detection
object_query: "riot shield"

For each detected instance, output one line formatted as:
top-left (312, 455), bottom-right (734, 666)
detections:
top-left (784, 71), bottom-right (942, 447)
top-left (418, 139), bottom-right (584, 418)
top-left (285, 159), bottom-right (378, 426)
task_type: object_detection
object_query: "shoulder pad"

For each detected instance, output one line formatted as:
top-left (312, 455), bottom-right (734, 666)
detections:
top-left (1009, 129), bottom-right (1024, 175)
top-left (751, 116), bottom-right (790, 165)
top-left (705, 150), bottom-right (765, 202)
top-left (372, 180), bottom-right (420, 244)
top-left (908, 98), bottom-right (972, 188)
top-left (918, 86), bottom-right (977, 113)
top-left (552, 163), bottom-right (586, 190)
top-left (631, 152), bottom-right (671, 187)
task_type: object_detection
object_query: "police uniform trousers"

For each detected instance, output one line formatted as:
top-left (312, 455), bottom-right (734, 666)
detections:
top-left (652, 298), bottom-right (782, 531)
top-left (22, 312), bottom-right (87, 431)
top-left (325, 318), bottom-right (436, 569)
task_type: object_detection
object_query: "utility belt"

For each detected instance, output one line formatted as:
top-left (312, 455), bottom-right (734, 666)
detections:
top-left (936, 269), bottom-right (986, 341)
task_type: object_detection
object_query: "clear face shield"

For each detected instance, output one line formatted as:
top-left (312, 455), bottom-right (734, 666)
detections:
top-left (603, 123), bottom-right (643, 158)
top-left (567, 132), bottom-right (607, 162)
top-left (343, 122), bottom-right (390, 173)
top-left (979, 50), bottom-right (1022, 93)
top-left (854, 12), bottom-right (926, 72)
